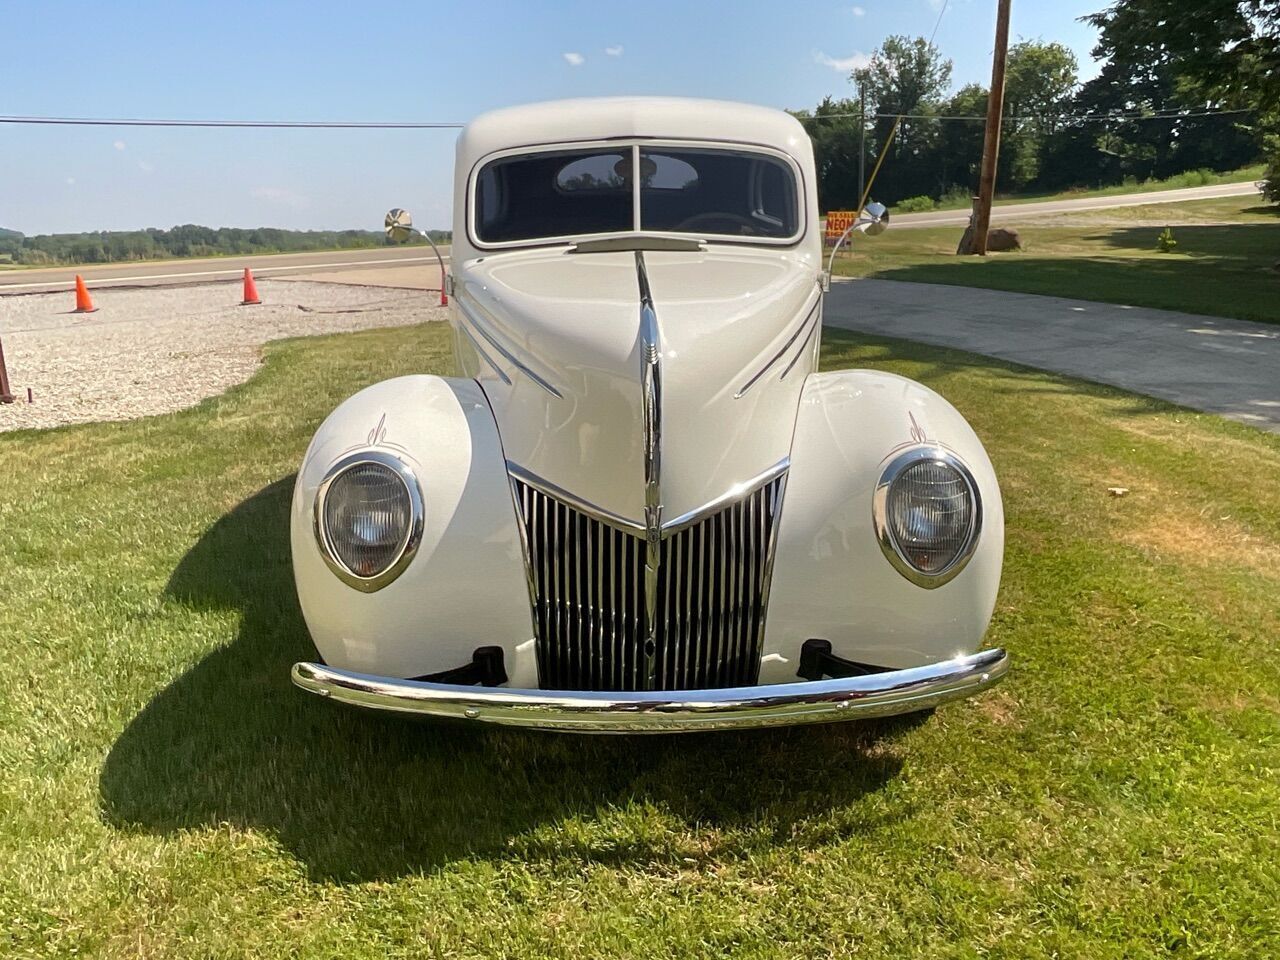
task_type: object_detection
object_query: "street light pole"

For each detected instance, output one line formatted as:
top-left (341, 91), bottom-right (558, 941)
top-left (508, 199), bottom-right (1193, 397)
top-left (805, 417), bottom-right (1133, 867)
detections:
top-left (969, 0), bottom-right (1012, 256)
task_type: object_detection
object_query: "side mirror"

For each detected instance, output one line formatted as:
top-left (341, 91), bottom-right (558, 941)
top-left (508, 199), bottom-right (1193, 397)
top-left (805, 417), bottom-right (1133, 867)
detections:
top-left (822, 201), bottom-right (890, 291)
top-left (859, 201), bottom-right (890, 237)
top-left (385, 207), bottom-right (414, 243)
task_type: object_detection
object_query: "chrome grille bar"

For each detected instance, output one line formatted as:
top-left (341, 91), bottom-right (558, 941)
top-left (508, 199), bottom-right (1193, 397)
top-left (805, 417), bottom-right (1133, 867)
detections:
top-left (510, 471), bottom-right (787, 692)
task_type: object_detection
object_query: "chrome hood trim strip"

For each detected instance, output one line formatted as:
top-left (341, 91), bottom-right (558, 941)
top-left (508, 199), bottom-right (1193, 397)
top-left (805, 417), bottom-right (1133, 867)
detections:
top-left (506, 461), bottom-right (645, 535)
top-left (636, 250), bottom-right (663, 689)
top-left (506, 458), bottom-right (789, 538)
top-left (735, 294), bottom-right (821, 399)
top-left (456, 292), bottom-right (563, 399)
top-left (660, 457), bottom-right (789, 534)
top-left (292, 648), bottom-right (1010, 733)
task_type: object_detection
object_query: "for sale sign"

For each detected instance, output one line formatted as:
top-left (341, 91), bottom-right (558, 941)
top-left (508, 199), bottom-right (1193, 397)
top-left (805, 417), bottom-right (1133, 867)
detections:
top-left (825, 210), bottom-right (856, 243)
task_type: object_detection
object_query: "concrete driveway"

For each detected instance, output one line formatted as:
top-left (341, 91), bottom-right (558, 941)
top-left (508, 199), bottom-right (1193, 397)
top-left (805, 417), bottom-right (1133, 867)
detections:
top-left (823, 279), bottom-right (1280, 433)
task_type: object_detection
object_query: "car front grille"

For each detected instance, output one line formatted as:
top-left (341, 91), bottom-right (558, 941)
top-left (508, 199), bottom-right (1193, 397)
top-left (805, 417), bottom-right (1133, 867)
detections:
top-left (510, 472), bottom-right (787, 692)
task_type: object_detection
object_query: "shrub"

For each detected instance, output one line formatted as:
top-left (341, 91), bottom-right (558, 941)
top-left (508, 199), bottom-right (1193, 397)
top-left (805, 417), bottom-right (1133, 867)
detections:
top-left (896, 195), bottom-right (937, 213)
top-left (1157, 226), bottom-right (1178, 253)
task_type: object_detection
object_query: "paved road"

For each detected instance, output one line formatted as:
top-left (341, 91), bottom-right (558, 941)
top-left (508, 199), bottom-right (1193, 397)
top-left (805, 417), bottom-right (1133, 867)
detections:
top-left (892, 180), bottom-right (1261, 228)
top-left (824, 279), bottom-right (1280, 433)
top-left (0, 246), bottom-right (451, 294)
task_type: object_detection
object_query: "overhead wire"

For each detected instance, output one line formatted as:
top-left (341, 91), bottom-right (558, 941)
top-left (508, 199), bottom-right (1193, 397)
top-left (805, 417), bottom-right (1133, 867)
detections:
top-left (854, 0), bottom-right (950, 213)
top-left (0, 115), bottom-right (465, 128)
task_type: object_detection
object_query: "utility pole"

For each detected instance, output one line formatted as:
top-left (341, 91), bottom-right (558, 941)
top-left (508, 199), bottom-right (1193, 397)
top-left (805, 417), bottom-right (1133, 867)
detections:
top-left (969, 0), bottom-right (1012, 256)
top-left (857, 82), bottom-right (867, 215)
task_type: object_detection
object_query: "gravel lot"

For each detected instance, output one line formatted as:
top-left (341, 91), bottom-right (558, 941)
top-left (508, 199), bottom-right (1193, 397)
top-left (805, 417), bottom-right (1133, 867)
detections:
top-left (0, 280), bottom-right (444, 433)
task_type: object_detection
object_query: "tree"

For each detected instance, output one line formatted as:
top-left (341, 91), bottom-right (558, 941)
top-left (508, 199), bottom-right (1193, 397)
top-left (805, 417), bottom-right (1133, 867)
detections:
top-left (852, 35), bottom-right (953, 203)
top-left (937, 83), bottom-right (988, 196)
top-left (1081, 0), bottom-right (1273, 190)
top-left (790, 97), bottom-right (864, 211)
top-left (1002, 41), bottom-right (1078, 186)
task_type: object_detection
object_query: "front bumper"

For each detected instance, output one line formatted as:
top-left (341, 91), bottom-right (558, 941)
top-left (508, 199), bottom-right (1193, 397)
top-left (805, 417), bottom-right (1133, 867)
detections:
top-left (291, 648), bottom-right (1008, 733)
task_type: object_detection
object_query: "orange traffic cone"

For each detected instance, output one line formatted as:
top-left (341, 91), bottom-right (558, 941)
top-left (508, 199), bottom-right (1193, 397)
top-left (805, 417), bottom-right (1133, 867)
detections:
top-left (240, 268), bottom-right (262, 306)
top-left (73, 275), bottom-right (98, 314)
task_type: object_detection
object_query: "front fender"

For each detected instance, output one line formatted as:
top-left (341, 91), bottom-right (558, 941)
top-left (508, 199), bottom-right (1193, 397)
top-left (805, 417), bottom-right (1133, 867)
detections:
top-left (760, 369), bottom-right (1004, 682)
top-left (290, 376), bottom-right (537, 685)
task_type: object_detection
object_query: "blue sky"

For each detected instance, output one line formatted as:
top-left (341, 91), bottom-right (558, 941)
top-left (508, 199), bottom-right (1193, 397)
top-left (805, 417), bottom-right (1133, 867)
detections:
top-left (3, 0), bottom-right (1103, 234)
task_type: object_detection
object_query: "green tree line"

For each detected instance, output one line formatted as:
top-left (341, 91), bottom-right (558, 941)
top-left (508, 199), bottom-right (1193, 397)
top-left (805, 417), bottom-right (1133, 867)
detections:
top-left (793, 3), bottom-right (1274, 211)
top-left (0, 225), bottom-right (451, 267)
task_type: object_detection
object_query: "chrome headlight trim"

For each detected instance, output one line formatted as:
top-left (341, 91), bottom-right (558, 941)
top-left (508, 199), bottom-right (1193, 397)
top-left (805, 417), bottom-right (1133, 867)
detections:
top-left (872, 445), bottom-right (982, 589)
top-left (313, 450), bottom-right (424, 593)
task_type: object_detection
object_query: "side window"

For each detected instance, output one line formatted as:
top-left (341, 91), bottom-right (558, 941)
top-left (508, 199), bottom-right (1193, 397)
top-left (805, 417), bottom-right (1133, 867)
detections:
top-left (752, 161), bottom-right (789, 228)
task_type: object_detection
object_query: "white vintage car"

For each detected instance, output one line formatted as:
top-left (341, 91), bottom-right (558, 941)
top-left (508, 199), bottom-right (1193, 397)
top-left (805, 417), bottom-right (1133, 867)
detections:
top-left (289, 97), bottom-right (1008, 732)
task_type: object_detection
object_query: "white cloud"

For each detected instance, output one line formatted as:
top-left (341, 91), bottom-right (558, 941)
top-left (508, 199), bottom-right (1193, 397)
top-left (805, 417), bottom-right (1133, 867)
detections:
top-left (113, 139), bottom-right (126, 151)
top-left (251, 186), bottom-right (309, 210)
top-left (138, 160), bottom-right (154, 174)
top-left (851, 5), bottom-right (866, 15)
top-left (65, 177), bottom-right (76, 185)
top-left (563, 51), bottom-right (585, 66)
top-left (814, 50), bottom-right (872, 72)
top-left (925, 0), bottom-right (945, 10)
top-left (605, 44), bottom-right (623, 56)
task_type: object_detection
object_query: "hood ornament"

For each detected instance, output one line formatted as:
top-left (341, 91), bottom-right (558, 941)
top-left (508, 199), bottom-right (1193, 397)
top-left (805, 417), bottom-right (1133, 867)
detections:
top-left (636, 251), bottom-right (663, 689)
top-left (909, 411), bottom-right (928, 445)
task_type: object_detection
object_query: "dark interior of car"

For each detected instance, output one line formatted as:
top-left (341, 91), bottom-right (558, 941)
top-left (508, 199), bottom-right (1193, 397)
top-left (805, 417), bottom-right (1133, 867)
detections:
top-left (475, 147), bottom-right (797, 242)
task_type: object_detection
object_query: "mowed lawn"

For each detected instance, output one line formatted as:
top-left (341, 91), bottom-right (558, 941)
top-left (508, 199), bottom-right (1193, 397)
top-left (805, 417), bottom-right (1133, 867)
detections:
top-left (2, 322), bottom-right (1278, 958)
top-left (836, 196), bottom-right (1280, 324)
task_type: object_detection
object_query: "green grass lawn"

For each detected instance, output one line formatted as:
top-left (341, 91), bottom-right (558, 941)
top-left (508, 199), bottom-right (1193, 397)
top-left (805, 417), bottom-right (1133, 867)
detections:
top-left (836, 196), bottom-right (1280, 324)
top-left (889, 163), bottom-right (1266, 214)
top-left (3, 322), bottom-right (1278, 958)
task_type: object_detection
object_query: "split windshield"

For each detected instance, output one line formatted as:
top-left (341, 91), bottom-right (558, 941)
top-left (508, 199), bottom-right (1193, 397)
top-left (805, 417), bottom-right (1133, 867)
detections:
top-left (473, 145), bottom-right (800, 244)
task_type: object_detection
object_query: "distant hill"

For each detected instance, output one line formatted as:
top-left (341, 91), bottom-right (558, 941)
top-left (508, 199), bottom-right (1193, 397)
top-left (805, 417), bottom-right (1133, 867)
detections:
top-left (0, 224), bottom-right (450, 267)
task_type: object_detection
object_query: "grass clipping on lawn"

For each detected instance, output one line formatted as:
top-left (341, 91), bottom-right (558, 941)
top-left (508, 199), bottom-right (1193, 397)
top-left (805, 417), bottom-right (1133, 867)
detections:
top-left (0, 323), bottom-right (1277, 959)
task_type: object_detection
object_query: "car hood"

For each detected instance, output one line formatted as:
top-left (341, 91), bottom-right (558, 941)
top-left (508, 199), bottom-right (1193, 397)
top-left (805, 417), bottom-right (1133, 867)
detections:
top-left (453, 245), bottom-right (820, 523)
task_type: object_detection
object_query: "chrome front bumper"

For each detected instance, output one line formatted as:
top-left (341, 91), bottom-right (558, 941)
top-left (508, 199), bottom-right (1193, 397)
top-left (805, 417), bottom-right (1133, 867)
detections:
top-left (291, 648), bottom-right (1008, 733)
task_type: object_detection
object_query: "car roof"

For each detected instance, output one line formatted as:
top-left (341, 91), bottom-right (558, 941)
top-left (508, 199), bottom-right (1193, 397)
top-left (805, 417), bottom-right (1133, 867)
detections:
top-left (456, 97), bottom-right (813, 171)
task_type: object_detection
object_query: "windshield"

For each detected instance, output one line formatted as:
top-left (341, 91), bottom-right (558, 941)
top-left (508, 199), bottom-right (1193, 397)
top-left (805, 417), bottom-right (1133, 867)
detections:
top-left (473, 144), bottom-right (800, 245)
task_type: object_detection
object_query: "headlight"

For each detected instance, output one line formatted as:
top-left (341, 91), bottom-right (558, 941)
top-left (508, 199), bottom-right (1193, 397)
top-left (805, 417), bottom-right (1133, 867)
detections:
top-left (873, 447), bottom-right (981, 588)
top-left (314, 451), bottom-right (423, 592)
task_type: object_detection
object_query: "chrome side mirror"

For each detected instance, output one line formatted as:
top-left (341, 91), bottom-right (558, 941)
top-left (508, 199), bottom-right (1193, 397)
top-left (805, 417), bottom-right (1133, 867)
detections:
top-left (385, 207), bottom-right (414, 243)
top-left (822, 201), bottom-right (890, 292)
top-left (382, 207), bottom-right (452, 306)
top-left (860, 201), bottom-right (890, 237)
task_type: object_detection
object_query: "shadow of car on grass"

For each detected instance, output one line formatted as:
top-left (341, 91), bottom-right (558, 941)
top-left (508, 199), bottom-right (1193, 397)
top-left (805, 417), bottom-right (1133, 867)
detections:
top-left (99, 477), bottom-right (922, 882)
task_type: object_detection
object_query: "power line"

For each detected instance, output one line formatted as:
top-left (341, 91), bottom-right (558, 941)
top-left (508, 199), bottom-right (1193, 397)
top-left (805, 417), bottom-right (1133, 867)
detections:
top-left (798, 106), bottom-right (1254, 123)
top-left (0, 115), bottom-right (465, 128)
top-left (0, 105), bottom-right (1253, 131)
top-left (927, 0), bottom-right (950, 45)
